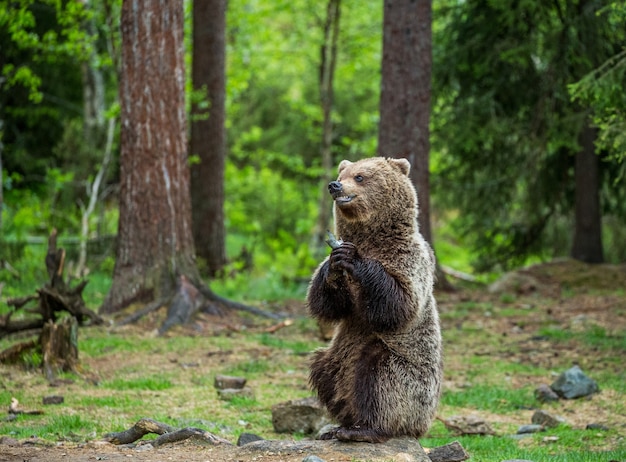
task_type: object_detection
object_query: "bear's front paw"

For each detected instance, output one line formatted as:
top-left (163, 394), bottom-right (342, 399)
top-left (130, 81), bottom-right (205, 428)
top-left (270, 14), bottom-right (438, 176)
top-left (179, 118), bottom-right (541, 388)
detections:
top-left (329, 241), bottom-right (357, 277)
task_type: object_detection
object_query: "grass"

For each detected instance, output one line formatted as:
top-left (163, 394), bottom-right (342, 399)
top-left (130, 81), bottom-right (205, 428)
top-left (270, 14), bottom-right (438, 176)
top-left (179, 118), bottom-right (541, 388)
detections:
top-left (1, 261), bottom-right (626, 461)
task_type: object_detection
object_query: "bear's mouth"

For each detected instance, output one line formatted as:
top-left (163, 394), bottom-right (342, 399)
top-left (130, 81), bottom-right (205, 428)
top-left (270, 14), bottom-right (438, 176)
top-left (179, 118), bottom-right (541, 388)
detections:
top-left (333, 194), bottom-right (355, 205)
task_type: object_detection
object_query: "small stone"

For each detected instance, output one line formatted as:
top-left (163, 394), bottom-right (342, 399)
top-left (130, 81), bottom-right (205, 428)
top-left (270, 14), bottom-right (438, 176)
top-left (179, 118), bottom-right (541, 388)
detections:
top-left (302, 456), bottom-right (326, 462)
top-left (237, 432), bottom-right (264, 446)
top-left (43, 395), bottom-right (64, 405)
top-left (586, 423), bottom-right (609, 431)
top-left (217, 387), bottom-right (255, 400)
top-left (550, 365), bottom-right (599, 399)
top-left (214, 375), bottom-right (247, 390)
top-left (316, 424), bottom-right (339, 440)
top-left (534, 384), bottom-right (559, 402)
top-left (531, 410), bottom-right (563, 428)
top-left (517, 424), bottom-right (544, 434)
top-left (0, 436), bottom-right (19, 446)
top-left (271, 397), bottom-right (331, 434)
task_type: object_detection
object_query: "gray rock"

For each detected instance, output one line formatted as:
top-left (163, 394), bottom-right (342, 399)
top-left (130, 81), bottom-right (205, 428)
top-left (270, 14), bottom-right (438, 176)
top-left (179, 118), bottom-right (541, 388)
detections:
top-left (42, 395), bottom-right (64, 405)
top-left (550, 365), bottom-right (599, 399)
top-left (488, 272), bottom-right (539, 294)
top-left (517, 424), bottom-right (544, 434)
top-left (586, 423), bottom-right (609, 431)
top-left (237, 432), bottom-right (264, 446)
top-left (271, 397), bottom-right (331, 435)
top-left (534, 384), bottom-right (559, 402)
top-left (214, 375), bottom-right (247, 390)
top-left (217, 387), bottom-right (254, 400)
top-left (531, 410), bottom-right (564, 428)
top-left (238, 437), bottom-right (433, 462)
top-left (315, 424), bottom-right (339, 440)
top-left (302, 456), bottom-right (326, 462)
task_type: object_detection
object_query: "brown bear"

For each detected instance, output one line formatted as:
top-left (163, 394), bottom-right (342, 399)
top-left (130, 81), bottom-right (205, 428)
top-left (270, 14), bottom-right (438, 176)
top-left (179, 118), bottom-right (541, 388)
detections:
top-left (307, 156), bottom-right (443, 443)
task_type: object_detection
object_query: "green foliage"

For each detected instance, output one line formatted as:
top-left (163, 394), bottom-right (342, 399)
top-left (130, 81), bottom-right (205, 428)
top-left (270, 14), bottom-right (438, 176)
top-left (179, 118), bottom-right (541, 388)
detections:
top-left (432, 0), bottom-right (626, 271)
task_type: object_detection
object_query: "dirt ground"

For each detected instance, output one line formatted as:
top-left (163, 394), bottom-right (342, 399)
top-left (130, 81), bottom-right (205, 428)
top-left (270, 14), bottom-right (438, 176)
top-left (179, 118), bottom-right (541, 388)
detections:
top-left (1, 259), bottom-right (625, 462)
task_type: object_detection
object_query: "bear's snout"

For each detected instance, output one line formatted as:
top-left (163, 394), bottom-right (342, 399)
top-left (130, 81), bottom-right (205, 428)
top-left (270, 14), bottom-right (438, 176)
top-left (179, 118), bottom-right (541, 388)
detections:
top-left (328, 180), bottom-right (343, 196)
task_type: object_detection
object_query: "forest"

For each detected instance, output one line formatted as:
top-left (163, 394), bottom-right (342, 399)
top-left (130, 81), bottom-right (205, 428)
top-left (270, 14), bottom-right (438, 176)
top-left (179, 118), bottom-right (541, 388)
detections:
top-left (1, 0), bottom-right (625, 461)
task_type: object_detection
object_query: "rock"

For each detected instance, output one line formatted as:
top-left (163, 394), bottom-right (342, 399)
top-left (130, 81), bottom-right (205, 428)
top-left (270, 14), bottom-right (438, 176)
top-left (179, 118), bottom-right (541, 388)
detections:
top-left (517, 424), bottom-right (544, 434)
top-left (534, 384), bottom-right (559, 402)
top-left (531, 410), bottom-right (564, 428)
top-left (425, 440), bottom-right (470, 462)
top-left (315, 424), bottom-right (339, 440)
top-left (237, 432), bottom-right (264, 446)
top-left (488, 272), bottom-right (539, 294)
top-left (238, 437), bottom-right (434, 462)
top-left (302, 456), bottom-right (326, 462)
top-left (42, 395), bottom-right (64, 405)
top-left (214, 375), bottom-right (247, 390)
top-left (217, 387), bottom-right (254, 401)
top-left (439, 415), bottom-right (495, 436)
top-left (586, 423), bottom-right (609, 431)
top-left (550, 365), bottom-right (599, 399)
top-left (0, 436), bottom-right (19, 446)
top-left (271, 397), bottom-right (331, 434)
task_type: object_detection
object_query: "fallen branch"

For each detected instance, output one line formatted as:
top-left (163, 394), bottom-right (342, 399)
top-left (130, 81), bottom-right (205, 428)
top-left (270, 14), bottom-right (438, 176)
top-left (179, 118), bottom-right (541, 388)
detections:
top-left (263, 318), bottom-right (294, 333)
top-left (152, 427), bottom-right (231, 447)
top-left (9, 397), bottom-right (43, 416)
top-left (104, 418), bottom-right (232, 447)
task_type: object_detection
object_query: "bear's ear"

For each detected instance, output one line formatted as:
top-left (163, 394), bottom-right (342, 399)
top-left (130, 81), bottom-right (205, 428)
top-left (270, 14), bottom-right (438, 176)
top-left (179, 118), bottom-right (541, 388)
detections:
top-left (338, 160), bottom-right (353, 173)
top-left (388, 158), bottom-right (410, 176)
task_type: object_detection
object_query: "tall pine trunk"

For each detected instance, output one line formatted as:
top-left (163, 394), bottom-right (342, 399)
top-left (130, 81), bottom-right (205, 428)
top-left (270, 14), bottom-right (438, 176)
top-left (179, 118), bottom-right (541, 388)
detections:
top-left (571, 122), bottom-right (603, 263)
top-left (101, 0), bottom-right (198, 314)
top-left (378, 0), bottom-right (433, 245)
top-left (378, 0), bottom-right (452, 289)
top-left (190, 0), bottom-right (227, 277)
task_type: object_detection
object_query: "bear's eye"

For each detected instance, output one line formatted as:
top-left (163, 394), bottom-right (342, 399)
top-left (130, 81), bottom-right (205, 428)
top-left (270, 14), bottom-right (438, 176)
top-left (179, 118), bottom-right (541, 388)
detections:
top-left (355, 175), bottom-right (364, 183)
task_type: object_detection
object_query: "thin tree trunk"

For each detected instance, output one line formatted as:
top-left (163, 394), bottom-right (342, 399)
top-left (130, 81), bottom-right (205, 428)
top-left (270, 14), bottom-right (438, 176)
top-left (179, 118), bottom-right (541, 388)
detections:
top-left (571, 121), bottom-right (603, 263)
top-left (190, 0), bottom-right (227, 276)
top-left (0, 132), bottom-right (3, 232)
top-left (312, 0), bottom-right (341, 255)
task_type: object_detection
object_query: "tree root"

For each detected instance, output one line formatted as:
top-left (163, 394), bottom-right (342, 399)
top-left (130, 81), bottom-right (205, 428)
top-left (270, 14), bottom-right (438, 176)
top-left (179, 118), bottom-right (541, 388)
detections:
top-left (103, 418), bottom-right (232, 447)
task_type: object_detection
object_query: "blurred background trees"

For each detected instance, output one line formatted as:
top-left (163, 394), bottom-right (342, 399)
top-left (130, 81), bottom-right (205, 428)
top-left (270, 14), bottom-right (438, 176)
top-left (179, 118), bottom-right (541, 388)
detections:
top-left (1, 0), bottom-right (624, 307)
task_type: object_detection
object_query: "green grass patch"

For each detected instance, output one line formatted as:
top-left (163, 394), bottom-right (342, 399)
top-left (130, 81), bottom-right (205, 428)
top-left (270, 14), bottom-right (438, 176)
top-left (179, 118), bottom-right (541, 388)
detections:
top-left (538, 325), bottom-right (626, 351)
top-left (257, 333), bottom-right (320, 355)
top-left (422, 433), bottom-right (626, 462)
top-left (102, 376), bottom-right (173, 391)
top-left (441, 384), bottom-right (534, 413)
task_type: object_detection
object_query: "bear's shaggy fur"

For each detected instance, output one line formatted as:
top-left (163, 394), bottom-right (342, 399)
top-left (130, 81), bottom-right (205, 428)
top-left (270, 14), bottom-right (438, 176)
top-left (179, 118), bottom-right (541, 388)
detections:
top-left (307, 157), bottom-right (443, 443)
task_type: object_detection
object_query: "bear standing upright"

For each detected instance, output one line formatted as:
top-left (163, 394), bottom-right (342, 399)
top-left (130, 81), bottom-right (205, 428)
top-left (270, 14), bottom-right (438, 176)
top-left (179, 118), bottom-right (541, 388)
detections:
top-left (307, 157), bottom-right (443, 443)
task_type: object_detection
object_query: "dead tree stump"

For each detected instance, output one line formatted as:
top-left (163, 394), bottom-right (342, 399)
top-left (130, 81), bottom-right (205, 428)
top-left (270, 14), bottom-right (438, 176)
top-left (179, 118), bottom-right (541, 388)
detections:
top-left (40, 317), bottom-right (79, 381)
top-left (0, 229), bottom-right (102, 378)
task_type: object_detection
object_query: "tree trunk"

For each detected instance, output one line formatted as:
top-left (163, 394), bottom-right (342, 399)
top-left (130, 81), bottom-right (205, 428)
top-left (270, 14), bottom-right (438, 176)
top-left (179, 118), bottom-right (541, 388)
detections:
top-left (101, 0), bottom-right (199, 314)
top-left (571, 121), bottom-right (603, 263)
top-left (378, 0), bottom-right (432, 243)
top-left (312, 0), bottom-right (341, 256)
top-left (378, 0), bottom-right (452, 289)
top-left (100, 0), bottom-right (277, 328)
top-left (190, 0), bottom-right (227, 277)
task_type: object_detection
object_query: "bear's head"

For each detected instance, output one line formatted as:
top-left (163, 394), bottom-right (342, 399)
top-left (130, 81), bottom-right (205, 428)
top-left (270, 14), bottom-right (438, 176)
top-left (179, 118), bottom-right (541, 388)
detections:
top-left (328, 157), bottom-right (417, 224)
